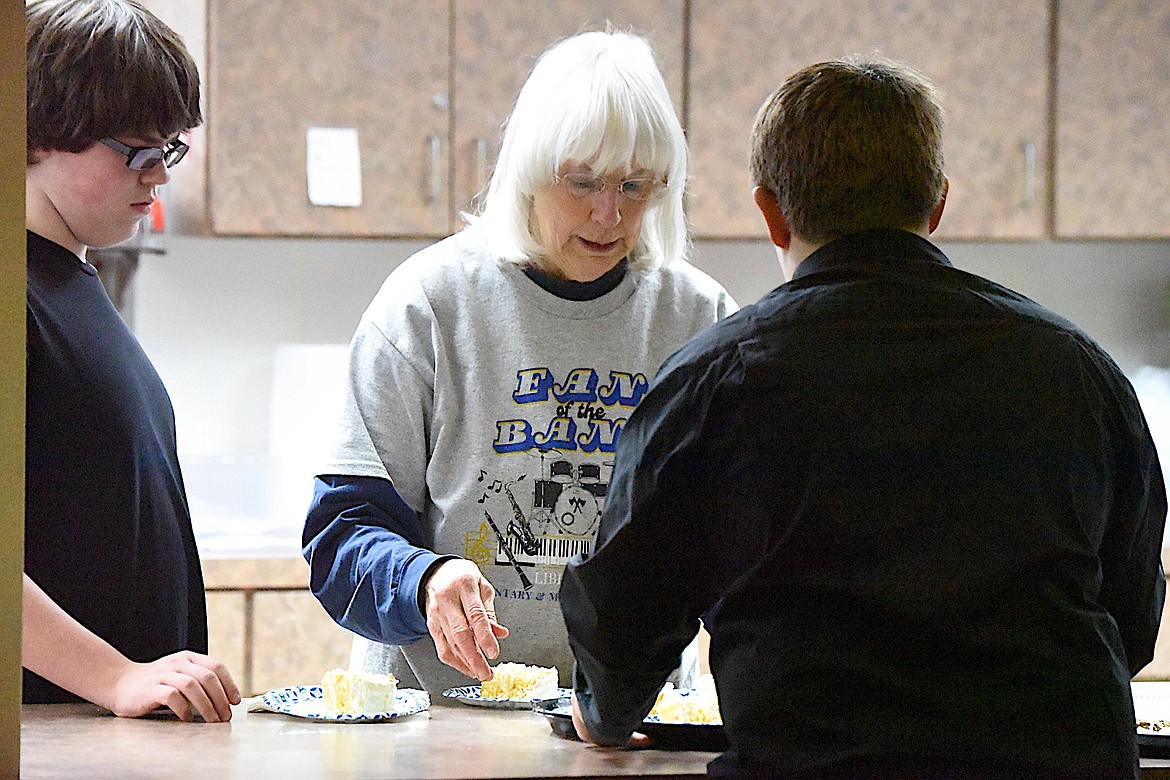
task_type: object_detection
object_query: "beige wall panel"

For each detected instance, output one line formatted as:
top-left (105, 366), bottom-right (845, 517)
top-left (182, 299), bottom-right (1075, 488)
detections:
top-left (1, 0), bottom-right (24, 771)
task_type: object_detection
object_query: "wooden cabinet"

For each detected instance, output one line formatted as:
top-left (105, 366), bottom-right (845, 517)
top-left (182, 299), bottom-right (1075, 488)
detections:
top-left (162, 0), bottom-right (1167, 241)
top-left (203, 558), bottom-right (353, 697)
top-left (206, 0), bottom-right (449, 236)
top-left (202, 0), bottom-right (682, 237)
top-left (686, 0), bottom-right (1051, 240)
top-left (1054, 0), bottom-right (1170, 238)
top-left (450, 1), bottom-right (684, 223)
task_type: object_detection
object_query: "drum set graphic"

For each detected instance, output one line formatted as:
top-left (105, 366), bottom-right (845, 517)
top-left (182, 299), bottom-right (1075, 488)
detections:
top-left (477, 452), bottom-right (614, 583)
top-left (532, 456), bottom-right (611, 535)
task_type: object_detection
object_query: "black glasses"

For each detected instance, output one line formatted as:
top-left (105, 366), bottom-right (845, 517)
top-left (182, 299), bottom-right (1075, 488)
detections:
top-left (555, 172), bottom-right (666, 202)
top-left (100, 137), bottom-right (189, 170)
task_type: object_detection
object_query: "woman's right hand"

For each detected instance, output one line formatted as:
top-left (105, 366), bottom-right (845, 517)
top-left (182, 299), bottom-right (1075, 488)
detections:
top-left (423, 559), bottom-right (510, 680)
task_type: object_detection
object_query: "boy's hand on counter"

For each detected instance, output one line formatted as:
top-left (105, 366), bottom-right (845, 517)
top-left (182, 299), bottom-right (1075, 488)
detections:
top-left (424, 558), bottom-right (510, 680)
top-left (22, 574), bottom-right (241, 723)
top-left (109, 651), bottom-right (242, 722)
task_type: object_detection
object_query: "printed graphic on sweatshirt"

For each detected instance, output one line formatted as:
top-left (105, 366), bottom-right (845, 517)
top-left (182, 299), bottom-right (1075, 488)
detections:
top-left (464, 366), bottom-right (647, 590)
top-left (493, 367), bottom-right (648, 454)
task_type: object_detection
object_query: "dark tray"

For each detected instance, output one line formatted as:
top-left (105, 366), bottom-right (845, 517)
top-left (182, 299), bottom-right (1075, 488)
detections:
top-left (533, 695), bottom-right (728, 752)
top-left (1139, 732), bottom-right (1170, 759)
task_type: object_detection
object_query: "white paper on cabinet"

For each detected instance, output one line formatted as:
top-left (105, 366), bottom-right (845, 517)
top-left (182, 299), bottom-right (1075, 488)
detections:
top-left (306, 127), bottom-right (363, 207)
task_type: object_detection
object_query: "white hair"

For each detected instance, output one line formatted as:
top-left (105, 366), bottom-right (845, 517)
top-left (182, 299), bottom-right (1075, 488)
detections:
top-left (467, 29), bottom-right (688, 272)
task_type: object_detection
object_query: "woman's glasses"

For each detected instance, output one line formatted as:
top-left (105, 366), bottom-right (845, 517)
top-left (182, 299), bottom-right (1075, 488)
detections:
top-left (555, 172), bottom-right (666, 202)
top-left (100, 137), bottom-right (190, 170)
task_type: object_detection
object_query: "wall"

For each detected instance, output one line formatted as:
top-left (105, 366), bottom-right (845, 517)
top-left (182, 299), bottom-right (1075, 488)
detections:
top-left (122, 0), bottom-right (1170, 555)
top-left (130, 233), bottom-right (1170, 553)
top-left (0, 0), bottom-right (23, 772)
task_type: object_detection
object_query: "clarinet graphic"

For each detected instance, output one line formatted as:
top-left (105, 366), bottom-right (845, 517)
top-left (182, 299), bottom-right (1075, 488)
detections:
top-left (503, 481), bottom-right (540, 555)
top-left (483, 510), bottom-right (533, 590)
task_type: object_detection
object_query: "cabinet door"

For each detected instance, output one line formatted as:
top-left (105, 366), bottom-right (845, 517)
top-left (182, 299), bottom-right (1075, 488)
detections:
top-left (252, 590), bottom-right (355, 694)
top-left (1055, 0), bottom-right (1170, 238)
top-left (138, 0), bottom-right (207, 235)
top-left (452, 1), bottom-right (685, 226)
top-left (688, 0), bottom-right (1049, 240)
top-left (207, 0), bottom-right (449, 236)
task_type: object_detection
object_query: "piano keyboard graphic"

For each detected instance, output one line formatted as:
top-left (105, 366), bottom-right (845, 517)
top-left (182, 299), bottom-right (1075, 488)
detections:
top-left (495, 534), bottom-right (592, 567)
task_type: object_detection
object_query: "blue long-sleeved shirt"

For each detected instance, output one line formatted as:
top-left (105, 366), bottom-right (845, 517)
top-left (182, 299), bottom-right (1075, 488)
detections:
top-left (302, 474), bottom-right (454, 644)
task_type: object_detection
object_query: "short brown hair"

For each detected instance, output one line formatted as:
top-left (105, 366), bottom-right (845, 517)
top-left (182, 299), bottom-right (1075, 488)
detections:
top-left (27, 0), bottom-right (201, 164)
top-left (750, 57), bottom-right (945, 244)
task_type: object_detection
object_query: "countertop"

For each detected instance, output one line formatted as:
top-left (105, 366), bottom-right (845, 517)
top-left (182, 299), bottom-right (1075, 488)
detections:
top-left (21, 701), bottom-right (1170, 779)
top-left (20, 701), bottom-right (712, 779)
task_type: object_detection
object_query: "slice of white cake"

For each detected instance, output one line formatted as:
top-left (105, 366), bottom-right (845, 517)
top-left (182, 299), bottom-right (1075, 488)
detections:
top-left (321, 668), bottom-right (398, 714)
top-left (479, 662), bottom-right (558, 700)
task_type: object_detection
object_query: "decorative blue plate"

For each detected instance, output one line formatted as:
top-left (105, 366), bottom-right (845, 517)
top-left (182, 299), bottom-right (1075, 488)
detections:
top-left (442, 685), bottom-right (572, 710)
top-left (257, 685), bottom-right (430, 722)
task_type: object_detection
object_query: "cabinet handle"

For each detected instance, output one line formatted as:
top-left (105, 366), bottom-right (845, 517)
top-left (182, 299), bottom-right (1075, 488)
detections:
top-left (1021, 140), bottom-right (1037, 210)
top-left (426, 134), bottom-right (442, 205)
top-left (474, 137), bottom-right (490, 195)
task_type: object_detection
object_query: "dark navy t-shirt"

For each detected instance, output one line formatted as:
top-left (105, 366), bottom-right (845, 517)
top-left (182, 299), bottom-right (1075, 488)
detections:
top-left (24, 230), bottom-right (207, 703)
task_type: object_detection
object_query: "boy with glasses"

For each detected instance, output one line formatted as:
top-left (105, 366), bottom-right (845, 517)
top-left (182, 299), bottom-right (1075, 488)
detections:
top-left (24, 0), bottom-right (239, 721)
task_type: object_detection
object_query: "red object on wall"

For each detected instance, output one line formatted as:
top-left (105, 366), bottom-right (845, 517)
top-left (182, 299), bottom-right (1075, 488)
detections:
top-left (150, 197), bottom-right (165, 232)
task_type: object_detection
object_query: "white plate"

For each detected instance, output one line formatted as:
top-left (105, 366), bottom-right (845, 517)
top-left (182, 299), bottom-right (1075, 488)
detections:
top-left (256, 685), bottom-right (430, 722)
top-left (1133, 682), bottom-right (1170, 734)
top-left (442, 685), bottom-right (572, 710)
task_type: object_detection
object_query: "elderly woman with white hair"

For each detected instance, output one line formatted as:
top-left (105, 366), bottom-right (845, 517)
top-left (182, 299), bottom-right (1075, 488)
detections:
top-left (302, 29), bottom-right (736, 699)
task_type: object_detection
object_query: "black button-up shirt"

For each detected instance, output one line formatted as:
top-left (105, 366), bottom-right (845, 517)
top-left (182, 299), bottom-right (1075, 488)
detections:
top-left (561, 229), bottom-right (1166, 778)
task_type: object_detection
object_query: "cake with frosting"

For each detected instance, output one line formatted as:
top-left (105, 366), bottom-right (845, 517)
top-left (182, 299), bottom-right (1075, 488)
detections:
top-left (479, 662), bottom-right (559, 700)
top-left (321, 668), bottom-right (398, 714)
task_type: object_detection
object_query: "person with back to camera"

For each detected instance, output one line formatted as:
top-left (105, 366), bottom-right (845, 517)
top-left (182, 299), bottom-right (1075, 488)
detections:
top-left (302, 28), bottom-right (737, 698)
top-left (24, 0), bottom-right (240, 721)
top-left (560, 56), bottom-right (1167, 778)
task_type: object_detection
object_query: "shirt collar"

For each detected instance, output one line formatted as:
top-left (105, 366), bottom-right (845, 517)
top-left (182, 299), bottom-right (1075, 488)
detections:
top-left (522, 257), bottom-right (629, 301)
top-left (792, 228), bottom-right (953, 282)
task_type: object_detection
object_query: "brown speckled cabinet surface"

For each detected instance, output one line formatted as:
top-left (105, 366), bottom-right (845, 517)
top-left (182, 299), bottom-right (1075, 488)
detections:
top-left (1055, 0), bottom-right (1170, 238)
top-left (207, 0), bottom-right (450, 236)
top-left (686, 0), bottom-right (1050, 240)
top-left (150, 1), bottom-right (1168, 240)
top-left (252, 590), bottom-right (354, 693)
top-left (451, 1), bottom-right (684, 223)
top-left (203, 0), bottom-right (682, 237)
top-left (204, 591), bottom-right (247, 688)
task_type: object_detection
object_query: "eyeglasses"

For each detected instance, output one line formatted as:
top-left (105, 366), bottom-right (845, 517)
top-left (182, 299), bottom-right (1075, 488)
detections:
top-left (100, 137), bottom-right (190, 170)
top-left (555, 172), bottom-right (666, 202)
